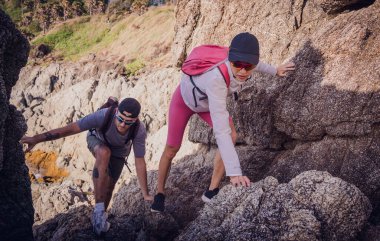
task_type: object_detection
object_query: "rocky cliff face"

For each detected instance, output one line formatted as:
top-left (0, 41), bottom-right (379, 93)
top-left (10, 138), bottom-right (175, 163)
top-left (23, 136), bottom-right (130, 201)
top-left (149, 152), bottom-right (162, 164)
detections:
top-left (7, 0), bottom-right (380, 240)
top-left (0, 9), bottom-right (33, 241)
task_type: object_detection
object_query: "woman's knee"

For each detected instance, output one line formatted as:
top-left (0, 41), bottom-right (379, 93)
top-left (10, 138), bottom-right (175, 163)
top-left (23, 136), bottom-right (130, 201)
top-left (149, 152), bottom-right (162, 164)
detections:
top-left (164, 145), bottom-right (180, 159)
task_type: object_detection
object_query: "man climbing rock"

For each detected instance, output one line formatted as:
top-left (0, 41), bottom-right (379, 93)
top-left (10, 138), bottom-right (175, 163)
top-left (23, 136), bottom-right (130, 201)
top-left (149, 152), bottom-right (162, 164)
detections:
top-left (21, 97), bottom-right (152, 235)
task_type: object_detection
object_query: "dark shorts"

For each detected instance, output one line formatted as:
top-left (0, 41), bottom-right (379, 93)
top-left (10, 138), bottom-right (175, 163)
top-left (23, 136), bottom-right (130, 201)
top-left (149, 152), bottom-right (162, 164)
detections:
top-left (87, 132), bottom-right (125, 182)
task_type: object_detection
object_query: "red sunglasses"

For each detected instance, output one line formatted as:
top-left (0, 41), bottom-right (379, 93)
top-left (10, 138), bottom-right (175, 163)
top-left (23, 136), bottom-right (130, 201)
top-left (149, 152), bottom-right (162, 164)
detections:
top-left (231, 61), bottom-right (255, 71)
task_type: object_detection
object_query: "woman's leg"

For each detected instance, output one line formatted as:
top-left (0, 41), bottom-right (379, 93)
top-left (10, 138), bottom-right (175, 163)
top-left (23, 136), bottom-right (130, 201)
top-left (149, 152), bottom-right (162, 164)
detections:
top-left (197, 113), bottom-right (237, 190)
top-left (157, 145), bottom-right (180, 194)
top-left (157, 86), bottom-right (194, 194)
top-left (209, 121), bottom-right (237, 190)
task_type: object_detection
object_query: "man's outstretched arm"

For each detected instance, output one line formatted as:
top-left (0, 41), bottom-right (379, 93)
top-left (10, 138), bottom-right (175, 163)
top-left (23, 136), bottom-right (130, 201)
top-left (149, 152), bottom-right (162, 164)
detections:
top-left (21, 122), bottom-right (82, 152)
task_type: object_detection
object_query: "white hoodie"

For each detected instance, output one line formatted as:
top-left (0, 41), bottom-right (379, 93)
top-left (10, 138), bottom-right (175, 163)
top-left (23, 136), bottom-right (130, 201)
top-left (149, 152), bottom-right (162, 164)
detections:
top-left (180, 60), bottom-right (277, 176)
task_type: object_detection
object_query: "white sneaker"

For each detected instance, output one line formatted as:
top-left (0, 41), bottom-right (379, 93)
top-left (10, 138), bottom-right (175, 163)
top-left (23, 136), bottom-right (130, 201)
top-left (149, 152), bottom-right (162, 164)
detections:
top-left (92, 210), bottom-right (111, 235)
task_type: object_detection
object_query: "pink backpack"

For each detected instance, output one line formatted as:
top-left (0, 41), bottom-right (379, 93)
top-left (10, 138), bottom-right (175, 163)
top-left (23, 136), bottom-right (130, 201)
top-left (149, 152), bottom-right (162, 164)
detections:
top-left (181, 45), bottom-right (231, 87)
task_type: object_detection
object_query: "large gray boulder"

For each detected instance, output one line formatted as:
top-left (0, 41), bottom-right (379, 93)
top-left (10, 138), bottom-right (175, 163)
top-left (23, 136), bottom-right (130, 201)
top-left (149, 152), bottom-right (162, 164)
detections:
top-left (177, 171), bottom-right (372, 241)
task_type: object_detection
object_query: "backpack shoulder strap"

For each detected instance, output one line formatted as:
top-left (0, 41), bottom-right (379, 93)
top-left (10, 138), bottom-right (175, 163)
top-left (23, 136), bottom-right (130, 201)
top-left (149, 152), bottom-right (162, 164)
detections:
top-left (125, 119), bottom-right (140, 144)
top-left (99, 105), bottom-right (118, 146)
top-left (217, 62), bottom-right (230, 88)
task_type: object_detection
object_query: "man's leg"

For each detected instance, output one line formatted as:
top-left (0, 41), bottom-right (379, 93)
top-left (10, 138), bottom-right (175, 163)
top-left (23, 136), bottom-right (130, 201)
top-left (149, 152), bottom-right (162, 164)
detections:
top-left (91, 144), bottom-right (113, 235)
top-left (104, 156), bottom-right (124, 209)
top-left (92, 144), bottom-right (113, 204)
top-left (104, 181), bottom-right (115, 210)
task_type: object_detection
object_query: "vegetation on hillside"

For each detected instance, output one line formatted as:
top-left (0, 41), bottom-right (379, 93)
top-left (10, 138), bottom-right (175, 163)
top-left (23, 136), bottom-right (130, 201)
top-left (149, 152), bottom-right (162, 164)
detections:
top-left (0, 0), bottom-right (175, 38)
top-left (125, 59), bottom-right (145, 76)
top-left (30, 5), bottom-right (174, 70)
top-left (31, 16), bottom-right (107, 58)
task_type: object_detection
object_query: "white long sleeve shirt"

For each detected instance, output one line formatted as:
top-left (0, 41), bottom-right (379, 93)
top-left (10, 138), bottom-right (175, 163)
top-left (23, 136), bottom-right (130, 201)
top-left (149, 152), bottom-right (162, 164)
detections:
top-left (180, 60), bottom-right (277, 176)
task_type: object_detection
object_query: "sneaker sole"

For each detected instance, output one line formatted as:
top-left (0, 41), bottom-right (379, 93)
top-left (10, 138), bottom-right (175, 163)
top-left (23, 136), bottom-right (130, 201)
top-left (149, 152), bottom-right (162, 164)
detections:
top-left (201, 194), bottom-right (212, 203)
top-left (93, 226), bottom-right (102, 236)
top-left (150, 208), bottom-right (164, 213)
top-left (93, 221), bottom-right (111, 235)
top-left (103, 221), bottom-right (111, 232)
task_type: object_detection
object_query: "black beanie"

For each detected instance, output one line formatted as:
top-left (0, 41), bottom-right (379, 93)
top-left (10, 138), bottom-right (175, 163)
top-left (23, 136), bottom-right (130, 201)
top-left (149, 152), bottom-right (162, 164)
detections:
top-left (228, 32), bottom-right (260, 65)
top-left (118, 98), bottom-right (141, 118)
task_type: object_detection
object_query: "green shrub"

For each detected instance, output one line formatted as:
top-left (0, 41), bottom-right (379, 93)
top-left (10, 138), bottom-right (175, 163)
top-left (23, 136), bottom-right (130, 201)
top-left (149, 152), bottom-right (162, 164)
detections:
top-left (1, 1), bottom-right (22, 23)
top-left (28, 21), bottom-right (42, 35)
top-left (32, 25), bottom-right (74, 49)
top-left (125, 59), bottom-right (145, 76)
top-left (31, 17), bottom-right (110, 59)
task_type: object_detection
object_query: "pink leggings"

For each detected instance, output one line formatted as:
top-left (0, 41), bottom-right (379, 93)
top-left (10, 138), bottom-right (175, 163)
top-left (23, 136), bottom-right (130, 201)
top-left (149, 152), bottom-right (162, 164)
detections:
top-left (167, 85), bottom-right (231, 147)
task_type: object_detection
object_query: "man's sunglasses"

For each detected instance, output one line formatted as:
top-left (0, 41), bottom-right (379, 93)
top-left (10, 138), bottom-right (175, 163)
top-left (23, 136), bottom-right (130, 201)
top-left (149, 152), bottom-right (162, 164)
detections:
top-left (231, 61), bottom-right (255, 71)
top-left (116, 115), bottom-right (136, 126)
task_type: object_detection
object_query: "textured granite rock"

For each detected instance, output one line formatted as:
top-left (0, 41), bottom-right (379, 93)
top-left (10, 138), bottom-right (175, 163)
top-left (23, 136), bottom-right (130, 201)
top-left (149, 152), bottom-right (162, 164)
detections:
top-left (0, 8), bottom-right (33, 241)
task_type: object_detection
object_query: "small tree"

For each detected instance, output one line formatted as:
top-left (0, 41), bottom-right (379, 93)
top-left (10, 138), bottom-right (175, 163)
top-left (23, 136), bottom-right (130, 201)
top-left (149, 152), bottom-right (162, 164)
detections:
top-left (50, 2), bottom-right (64, 22)
top-left (22, 0), bottom-right (35, 13)
top-left (72, 1), bottom-right (85, 17)
top-left (131, 0), bottom-right (149, 15)
top-left (84, 0), bottom-right (93, 15)
top-left (36, 4), bottom-right (51, 33)
top-left (61, 0), bottom-right (71, 21)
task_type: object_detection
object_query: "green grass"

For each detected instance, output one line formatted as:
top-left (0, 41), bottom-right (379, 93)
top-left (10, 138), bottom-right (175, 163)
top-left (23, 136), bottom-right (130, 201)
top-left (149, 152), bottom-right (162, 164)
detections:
top-left (96, 21), bottom-right (127, 46)
top-left (33, 25), bottom-right (74, 48)
top-left (1, 3), bottom-right (22, 23)
top-left (29, 5), bottom-right (174, 61)
top-left (26, 20), bottom-right (42, 35)
top-left (31, 16), bottom-right (111, 59)
top-left (125, 59), bottom-right (145, 76)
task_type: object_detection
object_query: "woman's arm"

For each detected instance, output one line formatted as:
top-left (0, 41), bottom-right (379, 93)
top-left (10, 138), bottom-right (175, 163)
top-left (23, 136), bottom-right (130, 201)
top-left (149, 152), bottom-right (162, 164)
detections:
top-left (254, 61), bottom-right (295, 76)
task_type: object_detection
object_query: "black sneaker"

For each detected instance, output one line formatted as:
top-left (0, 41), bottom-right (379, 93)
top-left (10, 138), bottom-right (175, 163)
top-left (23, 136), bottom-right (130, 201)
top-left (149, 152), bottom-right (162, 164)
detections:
top-left (201, 188), bottom-right (220, 203)
top-left (151, 193), bottom-right (165, 212)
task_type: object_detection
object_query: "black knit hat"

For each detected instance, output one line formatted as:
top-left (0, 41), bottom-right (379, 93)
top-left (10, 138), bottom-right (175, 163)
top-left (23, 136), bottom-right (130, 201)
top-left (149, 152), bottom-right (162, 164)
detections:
top-left (228, 32), bottom-right (260, 65)
top-left (118, 98), bottom-right (141, 118)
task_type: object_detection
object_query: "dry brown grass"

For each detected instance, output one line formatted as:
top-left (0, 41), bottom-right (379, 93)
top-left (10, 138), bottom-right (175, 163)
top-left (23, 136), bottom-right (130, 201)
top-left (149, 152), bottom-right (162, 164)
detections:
top-left (31, 5), bottom-right (175, 67)
top-left (26, 150), bottom-right (69, 183)
top-left (101, 6), bottom-right (175, 66)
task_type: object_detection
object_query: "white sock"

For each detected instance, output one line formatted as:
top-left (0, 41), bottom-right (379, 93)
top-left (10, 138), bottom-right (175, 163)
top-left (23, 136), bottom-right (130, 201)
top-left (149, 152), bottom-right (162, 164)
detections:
top-left (95, 202), bottom-right (105, 212)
